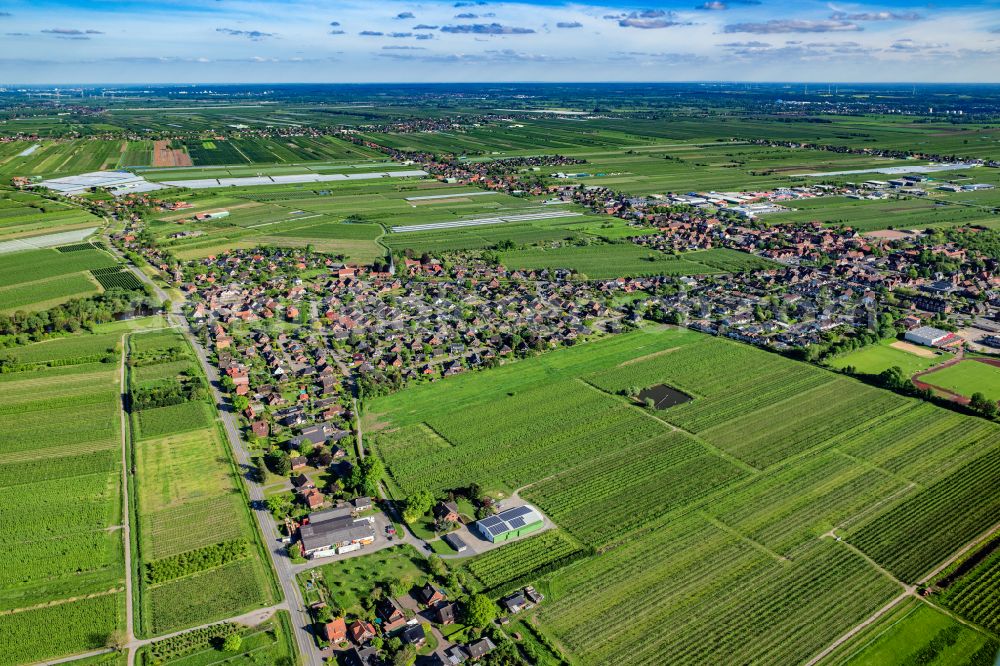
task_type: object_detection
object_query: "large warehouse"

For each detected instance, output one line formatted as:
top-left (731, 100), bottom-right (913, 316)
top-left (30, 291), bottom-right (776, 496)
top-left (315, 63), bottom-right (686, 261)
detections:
top-left (34, 170), bottom-right (164, 196)
top-left (905, 325), bottom-right (961, 348)
top-left (475, 505), bottom-right (544, 543)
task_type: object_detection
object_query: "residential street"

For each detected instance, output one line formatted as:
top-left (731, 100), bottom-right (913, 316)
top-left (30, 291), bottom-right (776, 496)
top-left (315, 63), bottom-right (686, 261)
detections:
top-left (181, 320), bottom-right (323, 666)
top-left (107, 247), bottom-right (324, 666)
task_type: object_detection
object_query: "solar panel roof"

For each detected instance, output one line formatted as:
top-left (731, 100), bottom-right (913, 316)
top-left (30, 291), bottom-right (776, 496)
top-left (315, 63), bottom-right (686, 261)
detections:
top-left (502, 506), bottom-right (532, 519)
top-left (479, 516), bottom-right (502, 528)
top-left (508, 517), bottom-right (526, 529)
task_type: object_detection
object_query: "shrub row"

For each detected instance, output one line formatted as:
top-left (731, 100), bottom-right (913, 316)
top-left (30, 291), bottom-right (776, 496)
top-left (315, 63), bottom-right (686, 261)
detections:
top-left (145, 539), bottom-right (248, 584)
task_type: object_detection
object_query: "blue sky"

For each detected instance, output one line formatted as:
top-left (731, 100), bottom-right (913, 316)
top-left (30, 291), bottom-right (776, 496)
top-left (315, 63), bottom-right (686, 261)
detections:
top-left (2, 0), bottom-right (999, 83)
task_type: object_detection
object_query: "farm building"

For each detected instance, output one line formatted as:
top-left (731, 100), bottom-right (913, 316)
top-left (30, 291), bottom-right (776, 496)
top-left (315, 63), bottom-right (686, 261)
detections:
top-left (194, 210), bottom-right (230, 221)
top-left (34, 170), bottom-right (164, 196)
top-left (905, 326), bottom-right (962, 348)
top-left (299, 506), bottom-right (375, 558)
top-left (443, 532), bottom-right (467, 553)
top-left (475, 505), bottom-right (544, 543)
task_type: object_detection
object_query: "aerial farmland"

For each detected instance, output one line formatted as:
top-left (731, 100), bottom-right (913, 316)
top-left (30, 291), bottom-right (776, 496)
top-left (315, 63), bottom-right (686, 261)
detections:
top-left (2, 74), bottom-right (1000, 666)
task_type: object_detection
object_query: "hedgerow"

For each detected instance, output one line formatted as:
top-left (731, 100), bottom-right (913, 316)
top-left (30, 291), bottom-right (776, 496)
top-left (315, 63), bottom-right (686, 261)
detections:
top-left (145, 539), bottom-right (249, 584)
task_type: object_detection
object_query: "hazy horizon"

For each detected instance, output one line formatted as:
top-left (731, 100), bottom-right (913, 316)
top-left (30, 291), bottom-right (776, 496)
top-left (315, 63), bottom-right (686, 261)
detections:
top-left (2, 0), bottom-right (999, 84)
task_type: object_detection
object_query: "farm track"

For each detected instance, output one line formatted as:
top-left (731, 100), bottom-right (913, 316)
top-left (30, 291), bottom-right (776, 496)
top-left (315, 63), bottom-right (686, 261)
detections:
top-left (0, 588), bottom-right (121, 617)
top-left (119, 333), bottom-right (136, 666)
top-left (805, 517), bottom-right (1000, 665)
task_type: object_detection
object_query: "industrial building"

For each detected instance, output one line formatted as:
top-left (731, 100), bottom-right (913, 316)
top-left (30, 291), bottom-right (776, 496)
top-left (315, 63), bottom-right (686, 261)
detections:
top-left (905, 326), bottom-right (961, 348)
top-left (34, 170), bottom-right (164, 196)
top-left (475, 505), bottom-right (544, 543)
top-left (299, 506), bottom-right (375, 558)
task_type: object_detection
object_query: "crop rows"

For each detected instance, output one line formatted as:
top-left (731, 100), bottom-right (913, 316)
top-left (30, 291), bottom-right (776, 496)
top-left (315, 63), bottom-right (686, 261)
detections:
top-left (0, 449), bottom-right (117, 487)
top-left (147, 559), bottom-right (267, 635)
top-left (707, 450), bottom-right (909, 555)
top-left (542, 520), bottom-right (896, 666)
top-left (0, 472), bottom-right (118, 539)
top-left (849, 446), bottom-right (1000, 582)
top-left (90, 266), bottom-right (145, 291)
top-left (143, 494), bottom-right (249, 561)
top-left (145, 539), bottom-right (249, 584)
top-left (0, 401), bottom-right (119, 457)
top-left (0, 248), bottom-right (117, 288)
top-left (0, 273), bottom-right (101, 311)
top-left (939, 545), bottom-right (1000, 633)
top-left (0, 592), bottom-right (122, 666)
top-left (0, 530), bottom-right (119, 591)
top-left (0, 333), bottom-right (120, 365)
top-left (664, 364), bottom-right (832, 433)
top-left (135, 401), bottom-right (211, 440)
top-left (464, 531), bottom-right (585, 593)
top-left (835, 402), bottom-right (1000, 484)
top-left (525, 432), bottom-right (747, 547)
top-left (538, 517), bottom-right (776, 663)
top-left (700, 378), bottom-right (909, 468)
top-left (380, 378), bottom-right (670, 494)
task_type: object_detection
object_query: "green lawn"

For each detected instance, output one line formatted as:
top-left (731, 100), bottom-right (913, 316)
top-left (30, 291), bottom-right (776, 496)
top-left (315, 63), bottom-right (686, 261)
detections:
top-left (827, 341), bottom-right (952, 376)
top-left (304, 545), bottom-right (428, 617)
top-left (500, 243), bottom-right (722, 279)
top-left (921, 359), bottom-right (1000, 402)
top-left (825, 599), bottom-right (996, 665)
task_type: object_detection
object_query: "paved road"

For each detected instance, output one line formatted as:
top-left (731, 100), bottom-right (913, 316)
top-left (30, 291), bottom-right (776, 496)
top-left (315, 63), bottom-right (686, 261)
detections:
top-left (182, 323), bottom-right (321, 666)
top-left (105, 241), bottom-right (322, 666)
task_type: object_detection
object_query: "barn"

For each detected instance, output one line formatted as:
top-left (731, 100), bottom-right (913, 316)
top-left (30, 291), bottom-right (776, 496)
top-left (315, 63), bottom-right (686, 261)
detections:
top-left (475, 505), bottom-right (544, 543)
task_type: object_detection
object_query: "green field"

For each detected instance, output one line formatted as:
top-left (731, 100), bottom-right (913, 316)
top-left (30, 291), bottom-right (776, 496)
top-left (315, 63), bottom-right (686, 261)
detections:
top-left (824, 598), bottom-right (997, 666)
top-left (0, 189), bottom-right (101, 241)
top-left (366, 326), bottom-right (1000, 664)
top-left (129, 330), bottom-right (274, 637)
top-left (0, 334), bottom-right (125, 665)
top-left (500, 243), bottom-right (722, 278)
top-left (936, 534), bottom-right (1000, 635)
top-left (766, 195), bottom-right (997, 232)
top-left (0, 246), bottom-right (119, 313)
top-left (920, 359), bottom-right (1000, 402)
top-left (137, 611), bottom-right (298, 666)
top-left (827, 341), bottom-right (952, 376)
top-left (301, 545), bottom-right (428, 617)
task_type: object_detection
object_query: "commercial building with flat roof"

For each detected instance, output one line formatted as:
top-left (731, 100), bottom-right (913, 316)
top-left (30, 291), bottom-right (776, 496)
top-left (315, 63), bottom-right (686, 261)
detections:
top-left (299, 507), bottom-right (375, 558)
top-left (475, 505), bottom-right (544, 544)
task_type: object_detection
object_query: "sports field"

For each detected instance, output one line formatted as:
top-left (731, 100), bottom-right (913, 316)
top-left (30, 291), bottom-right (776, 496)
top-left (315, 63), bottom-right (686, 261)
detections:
top-left (920, 359), bottom-right (1000, 402)
top-left (366, 326), bottom-right (1000, 665)
top-left (0, 334), bottom-right (126, 665)
top-left (827, 341), bottom-right (952, 376)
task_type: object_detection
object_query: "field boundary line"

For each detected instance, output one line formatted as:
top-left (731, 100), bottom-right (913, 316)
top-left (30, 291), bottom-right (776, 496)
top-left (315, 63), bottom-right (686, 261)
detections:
top-left (0, 587), bottom-right (121, 616)
top-left (119, 332), bottom-right (137, 666)
top-left (829, 533), bottom-right (912, 591)
top-left (28, 647), bottom-right (116, 666)
top-left (831, 476), bottom-right (918, 534)
top-left (698, 512), bottom-right (789, 564)
top-left (831, 448), bottom-right (919, 490)
top-left (919, 596), bottom-right (999, 638)
top-left (827, 598), bottom-right (921, 666)
top-left (583, 377), bottom-right (761, 476)
top-left (917, 518), bottom-right (1000, 585)
top-left (801, 591), bottom-right (913, 666)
